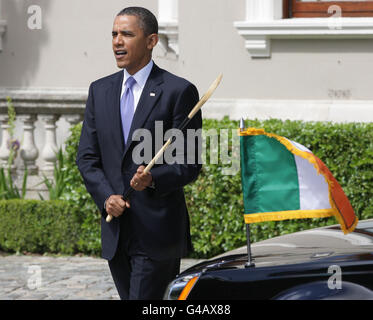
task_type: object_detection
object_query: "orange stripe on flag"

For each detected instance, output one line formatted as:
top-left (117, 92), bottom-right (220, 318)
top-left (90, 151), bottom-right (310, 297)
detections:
top-left (313, 155), bottom-right (358, 234)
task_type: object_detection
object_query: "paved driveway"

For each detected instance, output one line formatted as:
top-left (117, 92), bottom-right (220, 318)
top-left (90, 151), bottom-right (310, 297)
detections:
top-left (0, 253), bottom-right (204, 300)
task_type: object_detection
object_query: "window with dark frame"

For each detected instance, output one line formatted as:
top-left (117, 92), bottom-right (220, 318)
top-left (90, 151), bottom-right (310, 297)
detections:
top-left (285, 0), bottom-right (373, 18)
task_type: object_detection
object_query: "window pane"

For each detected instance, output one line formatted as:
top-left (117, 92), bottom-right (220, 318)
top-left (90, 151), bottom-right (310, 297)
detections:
top-left (297, 0), bottom-right (373, 2)
top-left (291, 0), bottom-right (373, 17)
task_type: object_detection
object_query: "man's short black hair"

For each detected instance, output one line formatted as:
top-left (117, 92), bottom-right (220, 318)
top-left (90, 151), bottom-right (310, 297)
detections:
top-left (117, 7), bottom-right (158, 36)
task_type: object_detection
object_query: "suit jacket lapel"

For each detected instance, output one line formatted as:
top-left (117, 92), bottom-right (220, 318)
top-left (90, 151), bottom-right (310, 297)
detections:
top-left (106, 70), bottom-right (124, 154)
top-left (122, 64), bottom-right (163, 159)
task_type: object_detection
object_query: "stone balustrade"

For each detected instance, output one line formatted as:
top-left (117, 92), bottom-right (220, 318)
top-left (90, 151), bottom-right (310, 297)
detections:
top-left (0, 88), bottom-right (86, 199)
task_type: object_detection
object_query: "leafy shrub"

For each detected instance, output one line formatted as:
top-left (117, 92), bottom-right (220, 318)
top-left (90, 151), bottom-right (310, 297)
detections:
top-left (0, 200), bottom-right (83, 254)
top-left (2, 118), bottom-right (371, 259)
top-left (61, 123), bottom-right (101, 255)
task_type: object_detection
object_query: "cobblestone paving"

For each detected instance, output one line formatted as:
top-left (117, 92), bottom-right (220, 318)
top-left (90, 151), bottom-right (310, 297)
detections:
top-left (0, 253), bottom-right (204, 300)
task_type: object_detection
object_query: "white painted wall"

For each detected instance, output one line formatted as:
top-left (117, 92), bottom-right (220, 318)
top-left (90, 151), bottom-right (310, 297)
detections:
top-left (0, 0), bottom-right (373, 121)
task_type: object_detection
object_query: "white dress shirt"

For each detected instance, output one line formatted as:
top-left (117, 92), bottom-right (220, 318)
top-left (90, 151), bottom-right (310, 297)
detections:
top-left (121, 60), bottom-right (154, 111)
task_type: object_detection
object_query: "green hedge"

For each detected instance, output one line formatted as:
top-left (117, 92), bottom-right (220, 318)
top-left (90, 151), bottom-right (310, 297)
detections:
top-left (0, 199), bottom-right (101, 255)
top-left (0, 118), bottom-right (372, 258)
top-left (0, 200), bottom-right (80, 254)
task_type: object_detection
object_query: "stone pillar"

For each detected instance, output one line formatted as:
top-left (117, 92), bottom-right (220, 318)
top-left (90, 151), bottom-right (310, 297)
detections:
top-left (0, 114), bottom-right (11, 168)
top-left (245, 0), bottom-right (280, 21)
top-left (158, 0), bottom-right (179, 56)
top-left (40, 114), bottom-right (60, 172)
top-left (158, 0), bottom-right (178, 22)
top-left (19, 114), bottom-right (39, 174)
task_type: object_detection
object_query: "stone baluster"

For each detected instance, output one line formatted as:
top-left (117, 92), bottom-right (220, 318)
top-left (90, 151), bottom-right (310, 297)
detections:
top-left (40, 114), bottom-right (60, 172)
top-left (0, 114), bottom-right (11, 168)
top-left (65, 114), bottom-right (83, 127)
top-left (19, 114), bottom-right (39, 174)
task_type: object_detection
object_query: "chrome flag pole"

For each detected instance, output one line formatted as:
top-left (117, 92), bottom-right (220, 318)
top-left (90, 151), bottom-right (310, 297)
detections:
top-left (240, 118), bottom-right (255, 268)
top-left (106, 74), bottom-right (223, 223)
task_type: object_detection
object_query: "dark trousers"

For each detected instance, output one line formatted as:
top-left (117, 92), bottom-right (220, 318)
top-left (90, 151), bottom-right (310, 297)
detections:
top-left (108, 216), bottom-right (180, 300)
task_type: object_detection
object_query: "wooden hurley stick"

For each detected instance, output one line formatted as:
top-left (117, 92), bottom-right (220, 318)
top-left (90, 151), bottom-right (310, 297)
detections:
top-left (106, 74), bottom-right (223, 223)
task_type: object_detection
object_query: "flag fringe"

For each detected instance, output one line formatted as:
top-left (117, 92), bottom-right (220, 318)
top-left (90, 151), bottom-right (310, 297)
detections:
top-left (244, 209), bottom-right (335, 224)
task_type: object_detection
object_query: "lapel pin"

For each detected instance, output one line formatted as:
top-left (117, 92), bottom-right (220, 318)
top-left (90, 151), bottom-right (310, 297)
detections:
top-left (150, 92), bottom-right (156, 97)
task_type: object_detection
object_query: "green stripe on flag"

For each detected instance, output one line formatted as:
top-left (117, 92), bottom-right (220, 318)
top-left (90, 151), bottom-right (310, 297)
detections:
top-left (240, 135), bottom-right (300, 214)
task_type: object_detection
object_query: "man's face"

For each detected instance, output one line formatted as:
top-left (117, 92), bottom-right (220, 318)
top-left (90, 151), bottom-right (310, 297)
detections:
top-left (112, 14), bottom-right (158, 75)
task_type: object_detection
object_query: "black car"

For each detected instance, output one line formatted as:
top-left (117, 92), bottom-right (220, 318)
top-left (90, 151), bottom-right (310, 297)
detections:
top-left (164, 219), bottom-right (373, 300)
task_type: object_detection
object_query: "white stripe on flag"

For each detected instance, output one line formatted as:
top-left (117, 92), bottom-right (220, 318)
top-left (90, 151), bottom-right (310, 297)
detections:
top-left (294, 154), bottom-right (331, 210)
top-left (286, 139), bottom-right (332, 211)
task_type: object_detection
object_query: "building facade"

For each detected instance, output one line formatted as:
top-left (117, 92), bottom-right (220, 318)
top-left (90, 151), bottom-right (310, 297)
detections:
top-left (0, 0), bottom-right (372, 196)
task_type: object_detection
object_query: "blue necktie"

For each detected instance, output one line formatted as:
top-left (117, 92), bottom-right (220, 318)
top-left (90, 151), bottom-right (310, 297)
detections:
top-left (120, 76), bottom-right (136, 147)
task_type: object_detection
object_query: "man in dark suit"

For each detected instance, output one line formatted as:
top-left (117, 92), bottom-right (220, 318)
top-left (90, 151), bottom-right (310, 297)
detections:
top-left (76, 7), bottom-right (202, 300)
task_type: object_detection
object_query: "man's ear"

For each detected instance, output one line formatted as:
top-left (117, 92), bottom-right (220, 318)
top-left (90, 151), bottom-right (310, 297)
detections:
top-left (147, 33), bottom-right (159, 50)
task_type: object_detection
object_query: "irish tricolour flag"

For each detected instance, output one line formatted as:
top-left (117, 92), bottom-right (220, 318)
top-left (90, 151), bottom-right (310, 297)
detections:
top-left (240, 128), bottom-right (358, 234)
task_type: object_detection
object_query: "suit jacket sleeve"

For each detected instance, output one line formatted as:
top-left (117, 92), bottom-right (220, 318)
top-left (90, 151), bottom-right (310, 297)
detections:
top-left (76, 83), bottom-right (115, 214)
top-left (150, 82), bottom-right (202, 194)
